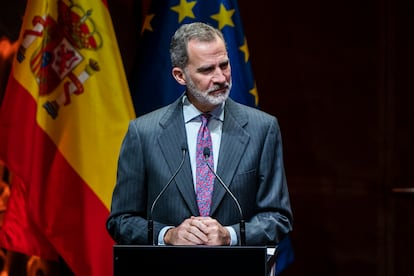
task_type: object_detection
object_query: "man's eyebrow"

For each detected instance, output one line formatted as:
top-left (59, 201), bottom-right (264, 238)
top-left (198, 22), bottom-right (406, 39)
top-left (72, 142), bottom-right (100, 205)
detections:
top-left (197, 64), bottom-right (215, 73)
top-left (197, 60), bottom-right (229, 73)
top-left (219, 60), bottom-right (229, 66)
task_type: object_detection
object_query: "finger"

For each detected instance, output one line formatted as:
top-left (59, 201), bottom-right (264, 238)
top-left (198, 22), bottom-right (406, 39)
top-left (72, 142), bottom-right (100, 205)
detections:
top-left (190, 218), bottom-right (210, 233)
top-left (187, 225), bottom-right (209, 243)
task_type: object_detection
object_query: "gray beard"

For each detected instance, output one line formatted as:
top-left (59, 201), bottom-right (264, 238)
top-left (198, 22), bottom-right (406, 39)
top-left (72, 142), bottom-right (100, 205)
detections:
top-left (187, 78), bottom-right (232, 106)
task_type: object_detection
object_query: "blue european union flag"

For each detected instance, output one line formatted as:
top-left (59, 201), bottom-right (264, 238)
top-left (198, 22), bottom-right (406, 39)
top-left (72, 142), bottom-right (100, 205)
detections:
top-left (129, 0), bottom-right (294, 274)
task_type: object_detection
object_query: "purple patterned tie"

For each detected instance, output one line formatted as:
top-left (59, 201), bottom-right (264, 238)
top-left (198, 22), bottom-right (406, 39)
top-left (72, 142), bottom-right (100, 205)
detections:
top-left (196, 114), bottom-right (214, 216)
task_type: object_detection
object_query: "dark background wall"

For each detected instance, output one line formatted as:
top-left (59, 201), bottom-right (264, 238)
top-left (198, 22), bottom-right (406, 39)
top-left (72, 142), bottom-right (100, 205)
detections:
top-left (2, 1), bottom-right (413, 275)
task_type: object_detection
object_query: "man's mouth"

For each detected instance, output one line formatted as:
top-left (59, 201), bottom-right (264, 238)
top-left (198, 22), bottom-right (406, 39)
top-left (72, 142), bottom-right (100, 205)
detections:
top-left (210, 86), bottom-right (228, 95)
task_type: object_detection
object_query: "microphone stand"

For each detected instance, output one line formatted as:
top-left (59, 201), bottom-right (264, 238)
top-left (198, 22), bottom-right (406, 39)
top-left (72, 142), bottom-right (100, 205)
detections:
top-left (147, 146), bottom-right (187, 245)
top-left (203, 148), bottom-right (246, 246)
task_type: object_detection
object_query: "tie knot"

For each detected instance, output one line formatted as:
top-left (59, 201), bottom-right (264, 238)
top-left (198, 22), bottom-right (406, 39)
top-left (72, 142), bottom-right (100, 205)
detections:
top-left (200, 113), bottom-right (211, 126)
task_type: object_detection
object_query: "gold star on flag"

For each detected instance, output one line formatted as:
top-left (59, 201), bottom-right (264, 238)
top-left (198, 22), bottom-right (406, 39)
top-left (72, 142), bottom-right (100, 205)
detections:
top-left (250, 83), bottom-right (259, 106)
top-left (239, 37), bottom-right (250, 62)
top-left (210, 4), bottom-right (235, 30)
top-left (141, 14), bottom-right (155, 34)
top-left (171, 0), bottom-right (196, 23)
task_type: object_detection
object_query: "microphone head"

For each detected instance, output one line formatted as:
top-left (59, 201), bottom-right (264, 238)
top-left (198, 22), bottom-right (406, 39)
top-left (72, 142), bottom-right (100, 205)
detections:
top-left (181, 144), bottom-right (188, 152)
top-left (203, 147), bottom-right (210, 158)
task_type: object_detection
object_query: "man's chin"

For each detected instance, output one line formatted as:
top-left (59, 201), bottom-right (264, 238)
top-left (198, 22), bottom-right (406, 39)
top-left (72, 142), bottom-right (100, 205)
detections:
top-left (208, 93), bottom-right (228, 105)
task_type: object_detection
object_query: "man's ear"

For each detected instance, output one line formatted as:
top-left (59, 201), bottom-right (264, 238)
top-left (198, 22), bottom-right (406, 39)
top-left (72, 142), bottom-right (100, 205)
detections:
top-left (172, 67), bottom-right (186, 85)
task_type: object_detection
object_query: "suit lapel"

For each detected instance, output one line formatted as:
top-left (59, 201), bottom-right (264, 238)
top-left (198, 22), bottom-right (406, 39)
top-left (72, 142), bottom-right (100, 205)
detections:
top-left (210, 99), bottom-right (250, 215)
top-left (157, 97), bottom-right (199, 215)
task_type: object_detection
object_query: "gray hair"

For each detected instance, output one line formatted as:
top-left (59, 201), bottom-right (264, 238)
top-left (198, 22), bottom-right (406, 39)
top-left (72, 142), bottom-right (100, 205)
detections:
top-left (169, 22), bottom-right (226, 69)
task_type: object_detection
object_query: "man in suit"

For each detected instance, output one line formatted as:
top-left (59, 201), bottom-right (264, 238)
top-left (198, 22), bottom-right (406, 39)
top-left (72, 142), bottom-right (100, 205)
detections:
top-left (106, 22), bottom-right (293, 247)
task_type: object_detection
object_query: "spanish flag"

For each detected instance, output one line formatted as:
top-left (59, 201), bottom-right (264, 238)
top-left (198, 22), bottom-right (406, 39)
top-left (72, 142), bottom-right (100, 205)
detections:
top-left (0, 0), bottom-right (135, 275)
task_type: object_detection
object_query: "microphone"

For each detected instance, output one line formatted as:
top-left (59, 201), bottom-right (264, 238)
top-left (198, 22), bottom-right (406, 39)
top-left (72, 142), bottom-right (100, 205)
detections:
top-left (203, 147), bottom-right (246, 246)
top-left (148, 144), bottom-right (188, 245)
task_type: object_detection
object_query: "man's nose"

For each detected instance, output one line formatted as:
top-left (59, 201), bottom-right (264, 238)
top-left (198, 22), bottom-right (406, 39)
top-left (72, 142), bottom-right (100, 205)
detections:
top-left (211, 69), bottom-right (226, 83)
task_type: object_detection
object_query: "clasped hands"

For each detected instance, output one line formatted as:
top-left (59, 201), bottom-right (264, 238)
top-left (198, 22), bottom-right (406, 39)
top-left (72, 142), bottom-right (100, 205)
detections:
top-left (164, 216), bottom-right (231, 246)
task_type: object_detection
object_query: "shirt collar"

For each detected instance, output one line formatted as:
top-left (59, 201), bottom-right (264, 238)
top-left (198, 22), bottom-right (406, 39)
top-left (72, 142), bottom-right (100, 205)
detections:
top-left (182, 95), bottom-right (225, 123)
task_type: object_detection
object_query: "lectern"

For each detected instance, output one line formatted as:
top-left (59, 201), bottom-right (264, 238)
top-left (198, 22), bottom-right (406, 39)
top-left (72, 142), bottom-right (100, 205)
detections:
top-left (113, 245), bottom-right (276, 276)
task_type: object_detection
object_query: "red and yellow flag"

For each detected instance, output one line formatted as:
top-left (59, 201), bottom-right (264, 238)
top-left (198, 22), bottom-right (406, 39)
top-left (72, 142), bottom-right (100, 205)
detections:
top-left (0, 0), bottom-right (135, 275)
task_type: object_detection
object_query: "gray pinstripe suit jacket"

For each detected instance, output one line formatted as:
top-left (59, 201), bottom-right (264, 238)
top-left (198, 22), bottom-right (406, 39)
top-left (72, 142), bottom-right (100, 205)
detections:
top-left (106, 95), bottom-right (293, 246)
